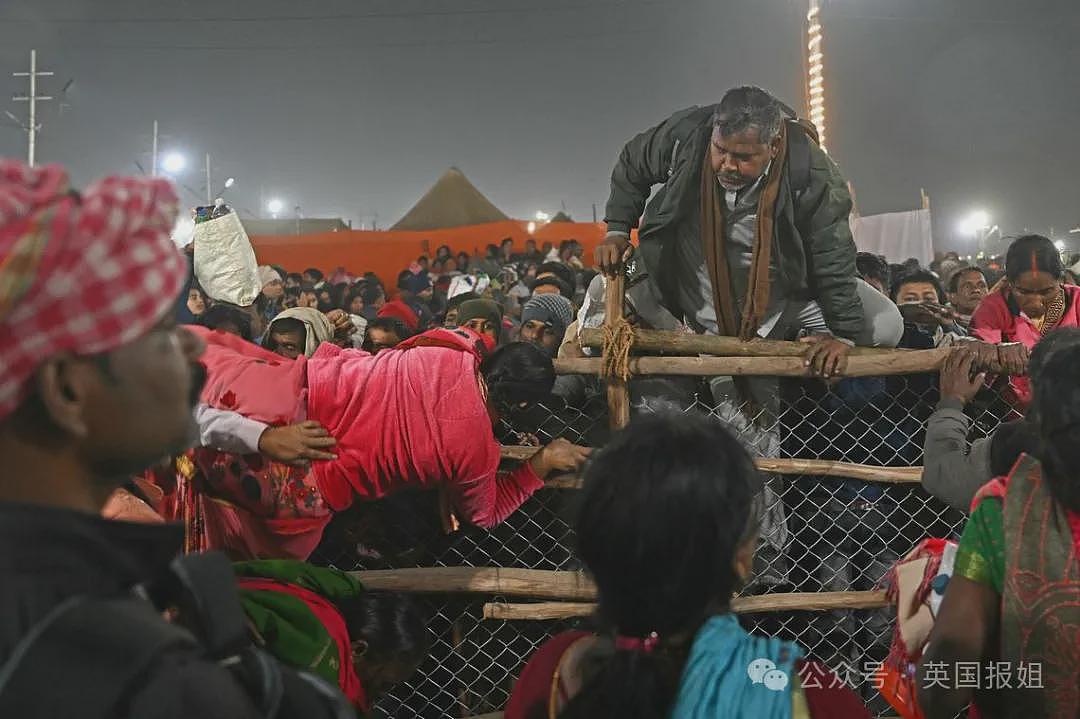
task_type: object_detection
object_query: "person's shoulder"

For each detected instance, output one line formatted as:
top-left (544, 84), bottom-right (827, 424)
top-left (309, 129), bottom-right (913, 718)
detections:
top-left (126, 648), bottom-right (263, 719)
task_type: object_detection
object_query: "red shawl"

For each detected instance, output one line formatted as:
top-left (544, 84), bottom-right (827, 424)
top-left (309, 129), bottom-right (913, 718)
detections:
top-left (236, 577), bottom-right (368, 711)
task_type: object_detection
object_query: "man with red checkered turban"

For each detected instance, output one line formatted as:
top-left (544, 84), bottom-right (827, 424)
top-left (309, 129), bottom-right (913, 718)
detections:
top-left (0, 161), bottom-right (350, 717)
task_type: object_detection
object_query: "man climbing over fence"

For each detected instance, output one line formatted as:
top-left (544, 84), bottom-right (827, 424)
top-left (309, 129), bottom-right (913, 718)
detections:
top-left (595, 85), bottom-right (903, 382)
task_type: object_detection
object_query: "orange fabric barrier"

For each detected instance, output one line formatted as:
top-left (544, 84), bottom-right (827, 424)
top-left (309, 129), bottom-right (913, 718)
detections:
top-left (250, 221), bottom-right (610, 288)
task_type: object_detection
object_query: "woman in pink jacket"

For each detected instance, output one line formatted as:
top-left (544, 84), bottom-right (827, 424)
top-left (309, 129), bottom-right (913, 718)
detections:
top-left (165, 326), bottom-right (589, 559)
top-left (970, 234), bottom-right (1080, 408)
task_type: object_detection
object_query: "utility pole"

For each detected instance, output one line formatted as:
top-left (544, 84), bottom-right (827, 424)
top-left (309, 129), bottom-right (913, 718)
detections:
top-left (205, 153), bottom-right (212, 204)
top-left (151, 120), bottom-right (159, 176)
top-left (11, 50), bottom-right (54, 166)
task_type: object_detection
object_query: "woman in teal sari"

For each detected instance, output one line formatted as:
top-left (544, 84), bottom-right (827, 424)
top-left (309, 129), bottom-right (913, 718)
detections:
top-left (233, 560), bottom-right (430, 714)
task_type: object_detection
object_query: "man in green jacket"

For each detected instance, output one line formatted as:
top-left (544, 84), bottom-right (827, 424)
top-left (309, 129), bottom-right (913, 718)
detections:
top-left (596, 86), bottom-right (902, 378)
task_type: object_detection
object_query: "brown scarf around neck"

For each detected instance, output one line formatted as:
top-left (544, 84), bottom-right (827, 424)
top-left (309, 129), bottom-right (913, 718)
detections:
top-left (699, 122), bottom-right (788, 341)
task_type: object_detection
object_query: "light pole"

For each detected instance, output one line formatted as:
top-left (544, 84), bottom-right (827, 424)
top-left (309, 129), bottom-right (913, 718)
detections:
top-left (267, 198), bottom-right (284, 219)
top-left (806, 0), bottom-right (827, 150)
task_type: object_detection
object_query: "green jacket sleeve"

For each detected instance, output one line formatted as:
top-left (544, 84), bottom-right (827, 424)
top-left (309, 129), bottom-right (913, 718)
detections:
top-left (794, 144), bottom-right (863, 341)
top-left (603, 106), bottom-right (703, 235)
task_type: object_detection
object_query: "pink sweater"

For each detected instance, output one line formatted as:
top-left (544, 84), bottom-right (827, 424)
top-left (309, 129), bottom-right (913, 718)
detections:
top-left (306, 342), bottom-right (543, 528)
top-left (969, 285), bottom-right (1080, 406)
top-left (190, 326), bottom-right (543, 529)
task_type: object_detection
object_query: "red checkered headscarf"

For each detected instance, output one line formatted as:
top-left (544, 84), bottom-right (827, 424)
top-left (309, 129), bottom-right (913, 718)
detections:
top-left (0, 161), bottom-right (187, 420)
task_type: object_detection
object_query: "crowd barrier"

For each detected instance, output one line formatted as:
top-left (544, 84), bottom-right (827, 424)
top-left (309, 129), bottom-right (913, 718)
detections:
top-left (310, 276), bottom-right (1017, 718)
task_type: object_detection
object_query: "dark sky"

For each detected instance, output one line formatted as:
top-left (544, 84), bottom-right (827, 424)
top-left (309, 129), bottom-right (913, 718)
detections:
top-left (1, 0), bottom-right (1078, 254)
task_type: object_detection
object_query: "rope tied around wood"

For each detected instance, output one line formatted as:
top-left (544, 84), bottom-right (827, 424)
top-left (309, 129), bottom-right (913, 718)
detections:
top-left (600, 316), bottom-right (635, 382)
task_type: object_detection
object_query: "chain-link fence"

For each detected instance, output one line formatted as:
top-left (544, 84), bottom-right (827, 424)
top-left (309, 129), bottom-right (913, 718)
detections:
top-left (310, 369), bottom-right (1020, 718)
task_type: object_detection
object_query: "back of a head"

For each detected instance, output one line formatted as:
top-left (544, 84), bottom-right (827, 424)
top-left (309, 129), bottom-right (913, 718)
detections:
top-left (336, 592), bottom-right (430, 673)
top-left (856, 252), bottom-right (890, 288)
top-left (304, 268), bottom-right (324, 282)
top-left (1005, 234), bottom-right (1064, 282)
top-left (199, 303), bottom-right (253, 341)
top-left (479, 342), bottom-right (555, 408)
top-left (537, 261), bottom-right (575, 289)
top-left (714, 86), bottom-right (782, 142)
top-left (564, 411), bottom-right (760, 719)
top-left (1032, 343), bottom-right (1080, 512)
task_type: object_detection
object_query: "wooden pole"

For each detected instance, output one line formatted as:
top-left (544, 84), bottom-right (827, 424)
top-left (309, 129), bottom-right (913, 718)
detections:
top-left (602, 273), bottom-right (631, 429)
top-left (556, 347), bottom-right (950, 378)
top-left (350, 567), bottom-right (598, 601)
top-left (350, 569), bottom-right (894, 612)
top-left (579, 328), bottom-right (895, 358)
top-left (500, 446), bottom-right (922, 484)
top-left (481, 590), bottom-right (889, 621)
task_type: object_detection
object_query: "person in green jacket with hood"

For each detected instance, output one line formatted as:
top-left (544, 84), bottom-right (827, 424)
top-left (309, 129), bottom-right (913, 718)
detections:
top-left (596, 86), bottom-right (902, 380)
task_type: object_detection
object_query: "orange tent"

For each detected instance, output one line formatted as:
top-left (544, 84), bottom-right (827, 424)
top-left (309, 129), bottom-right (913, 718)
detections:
top-left (250, 220), bottom-right (609, 287)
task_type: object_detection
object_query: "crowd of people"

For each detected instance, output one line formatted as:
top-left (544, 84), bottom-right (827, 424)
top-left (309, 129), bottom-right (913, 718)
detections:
top-left (0, 82), bottom-right (1077, 719)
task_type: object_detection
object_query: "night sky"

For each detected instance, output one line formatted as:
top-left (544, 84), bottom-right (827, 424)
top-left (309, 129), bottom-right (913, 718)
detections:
top-left (2, 0), bottom-right (1078, 253)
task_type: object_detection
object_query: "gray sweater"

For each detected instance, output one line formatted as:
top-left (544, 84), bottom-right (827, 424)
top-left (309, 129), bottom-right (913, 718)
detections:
top-left (921, 398), bottom-right (993, 511)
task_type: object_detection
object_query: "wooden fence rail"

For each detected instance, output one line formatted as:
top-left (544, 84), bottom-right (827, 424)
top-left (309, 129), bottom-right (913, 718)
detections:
top-left (556, 348), bottom-right (950, 379)
top-left (351, 569), bottom-right (892, 615)
top-left (482, 590), bottom-right (890, 621)
top-left (500, 446), bottom-right (923, 484)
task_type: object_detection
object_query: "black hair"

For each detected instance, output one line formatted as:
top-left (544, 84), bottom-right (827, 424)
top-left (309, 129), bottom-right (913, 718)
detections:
top-left (396, 269), bottom-right (412, 290)
top-left (479, 342), bottom-right (555, 410)
top-left (299, 283), bottom-right (317, 295)
top-left (1031, 342), bottom-right (1080, 512)
top-left (890, 269), bottom-right (944, 304)
top-left (336, 592), bottom-right (430, 671)
top-left (271, 265), bottom-right (287, 281)
top-left (537, 261), bottom-right (574, 288)
top-left (435, 245), bottom-right (452, 258)
top-left (264, 317), bottom-right (307, 354)
top-left (303, 268), bottom-right (324, 282)
top-left (989, 420), bottom-right (1039, 477)
top-left (531, 275), bottom-right (573, 300)
top-left (712, 86), bottom-right (782, 143)
top-left (417, 255), bottom-right (429, 264)
top-left (947, 265), bottom-right (987, 294)
top-left (561, 411), bottom-right (761, 719)
top-left (855, 252), bottom-right (890, 288)
top-left (199, 304), bottom-right (253, 341)
top-left (360, 283), bottom-right (385, 306)
top-left (1005, 234), bottom-right (1064, 282)
top-left (364, 318), bottom-right (413, 351)
top-left (500, 237), bottom-right (513, 247)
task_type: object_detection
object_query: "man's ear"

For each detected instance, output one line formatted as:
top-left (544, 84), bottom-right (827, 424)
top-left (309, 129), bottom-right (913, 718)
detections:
top-left (33, 354), bottom-right (96, 439)
top-left (351, 639), bottom-right (369, 658)
top-left (769, 134), bottom-right (783, 160)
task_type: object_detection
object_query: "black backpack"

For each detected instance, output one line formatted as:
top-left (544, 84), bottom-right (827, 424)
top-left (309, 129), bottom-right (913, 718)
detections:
top-left (0, 552), bottom-right (353, 719)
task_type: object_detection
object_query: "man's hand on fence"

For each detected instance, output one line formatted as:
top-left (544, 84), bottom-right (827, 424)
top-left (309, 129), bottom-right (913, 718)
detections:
top-left (800, 335), bottom-right (851, 379)
top-left (595, 233), bottom-right (632, 276)
top-left (530, 438), bottom-right (591, 477)
top-left (996, 342), bottom-right (1029, 376)
top-left (940, 348), bottom-right (986, 405)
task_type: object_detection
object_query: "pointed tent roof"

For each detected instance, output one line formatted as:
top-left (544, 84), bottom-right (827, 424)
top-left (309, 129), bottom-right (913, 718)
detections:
top-left (392, 167), bottom-right (509, 231)
top-left (549, 211), bottom-right (574, 223)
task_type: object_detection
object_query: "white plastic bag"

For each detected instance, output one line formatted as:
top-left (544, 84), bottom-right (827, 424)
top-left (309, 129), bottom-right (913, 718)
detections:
top-left (193, 211), bottom-right (260, 306)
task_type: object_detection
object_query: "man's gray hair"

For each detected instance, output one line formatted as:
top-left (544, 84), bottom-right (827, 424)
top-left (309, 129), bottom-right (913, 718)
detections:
top-left (712, 86), bottom-right (783, 144)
